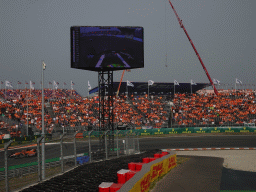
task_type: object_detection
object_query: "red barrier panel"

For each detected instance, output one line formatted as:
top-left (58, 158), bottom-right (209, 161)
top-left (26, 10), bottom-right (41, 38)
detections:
top-left (126, 171), bottom-right (138, 181)
top-left (154, 153), bottom-right (161, 158)
top-left (110, 183), bottom-right (123, 192)
top-left (160, 153), bottom-right (165, 157)
top-left (99, 182), bottom-right (113, 192)
top-left (128, 162), bottom-right (136, 171)
top-left (162, 152), bottom-right (169, 155)
top-left (142, 157), bottom-right (150, 163)
top-left (149, 157), bottom-right (156, 162)
top-left (135, 163), bottom-right (145, 171)
top-left (117, 169), bottom-right (130, 184)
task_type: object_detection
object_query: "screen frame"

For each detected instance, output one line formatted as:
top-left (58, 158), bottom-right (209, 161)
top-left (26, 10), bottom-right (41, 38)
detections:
top-left (70, 26), bottom-right (144, 72)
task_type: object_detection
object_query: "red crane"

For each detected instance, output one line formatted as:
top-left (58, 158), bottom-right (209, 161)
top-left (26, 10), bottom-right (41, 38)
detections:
top-left (168, 0), bottom-right (218, 96)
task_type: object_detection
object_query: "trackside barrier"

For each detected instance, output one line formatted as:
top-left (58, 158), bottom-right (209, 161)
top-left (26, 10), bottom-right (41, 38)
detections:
top-left (0, 135), bottom-right (52, 144)
top-left (80, 127), bottom-right (256, 138)
top-left (118, 152), bottom-right (176, 192)
top-left (0, 153), bottom-right (89, 180)
top-left (1, 127), bottom-right (255, 144)
top-left (98, 151), bottom-right (176, 192)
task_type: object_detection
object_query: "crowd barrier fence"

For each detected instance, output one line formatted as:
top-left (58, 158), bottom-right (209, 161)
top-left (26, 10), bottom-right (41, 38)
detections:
top-left (81, 127), bottom-right (256, 138)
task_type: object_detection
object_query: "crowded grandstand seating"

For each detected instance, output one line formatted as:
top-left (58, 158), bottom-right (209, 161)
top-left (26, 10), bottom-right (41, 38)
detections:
top-left (0, 88), bottom-right (256, 137)
top-left (113, 96), bottom-right (144, 127)
top-left (130, 95), bottom-right (169, 128)
top-left (172, 90), bottom-right (256, 127)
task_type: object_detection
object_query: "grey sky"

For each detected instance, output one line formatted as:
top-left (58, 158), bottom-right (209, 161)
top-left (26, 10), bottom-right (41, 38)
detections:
top-left (0, 0), bottom-right (255, 96)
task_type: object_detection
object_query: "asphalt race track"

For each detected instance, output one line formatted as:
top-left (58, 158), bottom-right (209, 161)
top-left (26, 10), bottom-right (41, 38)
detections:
top-left (1, 135), bottom-right (256, 168)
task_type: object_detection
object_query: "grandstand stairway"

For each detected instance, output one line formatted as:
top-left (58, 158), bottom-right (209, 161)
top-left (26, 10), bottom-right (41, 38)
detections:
top-left (91, 103), bottom-right (99, 117)
top-left (126, 98), bottom-right (146, 125)
top-left (45, 102), bottom-right (55, 118)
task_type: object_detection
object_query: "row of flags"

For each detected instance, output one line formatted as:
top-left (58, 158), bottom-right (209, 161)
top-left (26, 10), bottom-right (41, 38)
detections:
top-left (126, 78), bottom-right (243, 87)
top-left (127, 80), bottom-right (155, 87)
top-left (1, 80), bottom-right (93, 91)
top-left (1, 78), bottom-right (243, 90)
top-left (1, 80), bottom-right (80, 89)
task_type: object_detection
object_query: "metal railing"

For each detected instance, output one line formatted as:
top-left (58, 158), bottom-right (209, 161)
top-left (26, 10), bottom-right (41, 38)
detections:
top-left (1, 130), bottom-right (140, 191)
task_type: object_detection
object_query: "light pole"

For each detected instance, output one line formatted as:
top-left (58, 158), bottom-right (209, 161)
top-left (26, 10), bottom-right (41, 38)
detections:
top-left (41, 61), bottom-right (46, 180)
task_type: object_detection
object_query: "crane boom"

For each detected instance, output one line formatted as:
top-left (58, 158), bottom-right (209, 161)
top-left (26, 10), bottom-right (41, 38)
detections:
top-left (116, 70), bottom-right (126, 97)
top-left (168, 0), bottom-right (218, 96)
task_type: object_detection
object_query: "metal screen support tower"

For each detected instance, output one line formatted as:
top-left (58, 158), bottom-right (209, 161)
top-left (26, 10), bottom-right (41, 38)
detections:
top-left (98, 71), bottom-right (114, 158)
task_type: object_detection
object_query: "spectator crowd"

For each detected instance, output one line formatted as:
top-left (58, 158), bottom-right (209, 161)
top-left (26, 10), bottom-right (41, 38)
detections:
top-left (0, 88), bottom-right (255, 138)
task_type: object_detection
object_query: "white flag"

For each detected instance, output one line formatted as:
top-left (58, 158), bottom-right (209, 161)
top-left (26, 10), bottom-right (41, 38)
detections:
top-left (42, 61), bottom-right (46, 70)
top-left (88, 81), bottom-right (91, 90)
top-left (30, 81), bottom-right (34, 90)
top-left (236, 78), bottom-right (242, 84)
top-left (191, 79), bottom-right (197, 85)
top-left (53, 81), bottom-right (58, 90)
top-left (148, 80), bottom-right (154, 86)
top-left (213, 78), bottom-right (220, 85)
top-left (174, 79), bottom-right (179, 86)
top-left (5, 81), bottom-right (13, 88)
top-left (127, 80), bottom-right (134, 87)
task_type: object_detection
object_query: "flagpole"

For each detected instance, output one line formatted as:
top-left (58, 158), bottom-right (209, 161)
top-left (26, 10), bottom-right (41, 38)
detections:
top-left (41, 61), bottom-right (45, 180)
top-left (26, 91), bottom-right (28, 136)
top-left (148, 84), bottom-right (149, 99)
top-left (174, 84), bottom-right (175, 97)
top-left (235, 79), bottom-right (236, 92)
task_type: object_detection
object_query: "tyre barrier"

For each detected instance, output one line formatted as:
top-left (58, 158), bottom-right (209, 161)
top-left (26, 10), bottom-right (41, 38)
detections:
top-left (20, 149), bottom-right (161, 192)
top-left (98, 150), bottom-right (176, 192)
top-left (76, 156), bottom-right (90, 165)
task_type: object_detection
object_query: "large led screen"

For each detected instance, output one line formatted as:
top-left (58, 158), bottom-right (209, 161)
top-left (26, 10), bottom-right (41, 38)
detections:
top-left (71, 26), bottom-right (144, 71)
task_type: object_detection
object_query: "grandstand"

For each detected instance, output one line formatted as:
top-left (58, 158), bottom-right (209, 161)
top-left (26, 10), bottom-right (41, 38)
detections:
top-left (89, 82), bottom-right (210, 95)
top-left (0, 86), bottom-right (256, 138)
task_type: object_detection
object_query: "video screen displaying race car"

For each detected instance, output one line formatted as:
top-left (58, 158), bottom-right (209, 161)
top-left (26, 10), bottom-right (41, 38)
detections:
top-left (71, 26), bottom-right (144, 71)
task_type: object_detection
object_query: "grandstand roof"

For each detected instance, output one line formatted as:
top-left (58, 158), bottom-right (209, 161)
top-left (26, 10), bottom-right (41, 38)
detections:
top-left (89, 82), bottom-right (211, 95)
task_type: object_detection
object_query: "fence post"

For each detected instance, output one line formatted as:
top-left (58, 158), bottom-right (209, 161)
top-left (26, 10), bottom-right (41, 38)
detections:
top-left (133, 133), bottom-right (135, 154)
top-left (5, 140), bottom-right (14, 192)
top-left (105, 130), bottom-right (110, 160)
top-left (88, 130), bottom-right (93, 163)
top-left (60, 133), bottom-right (66, 173)
top-left (116, 130), bottom-right (120, 158)
top-left (125, 130), bottom-right (129, 155)
top-left (137, 132), bottom-right (140, 154)
top-left (37, 136), bottom-right (44, 182)
top-left (73, 131), bottom-right (79, 167)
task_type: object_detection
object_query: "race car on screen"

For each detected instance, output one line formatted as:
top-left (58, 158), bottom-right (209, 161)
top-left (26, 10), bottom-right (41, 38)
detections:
top-left (9, 149), bottom-right (37, 158)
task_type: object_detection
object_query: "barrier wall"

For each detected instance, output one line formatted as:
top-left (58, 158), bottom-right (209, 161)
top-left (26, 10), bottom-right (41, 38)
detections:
top-left (81, 127), bottom-right (256, 138)
top-left (0, 153), bottom-right (88, 171)
top-left (0, 134), bottom-right (51, 144)
top-left (1, 127), bottom-right (255, 143)
top-left (118, 152), bottom-right (176, 192)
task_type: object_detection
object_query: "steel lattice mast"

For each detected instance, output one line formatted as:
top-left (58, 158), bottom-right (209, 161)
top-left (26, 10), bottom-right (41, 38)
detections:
top-left (168, 0), bottom-right (218, 96)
